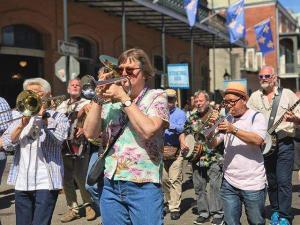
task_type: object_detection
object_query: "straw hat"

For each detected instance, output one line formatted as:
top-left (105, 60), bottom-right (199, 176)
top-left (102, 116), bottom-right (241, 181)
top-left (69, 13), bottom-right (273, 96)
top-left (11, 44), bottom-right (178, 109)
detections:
top-left (165, 89), bottom-right (177, 98)
top-left (225, 82), bottom-right (248, 99)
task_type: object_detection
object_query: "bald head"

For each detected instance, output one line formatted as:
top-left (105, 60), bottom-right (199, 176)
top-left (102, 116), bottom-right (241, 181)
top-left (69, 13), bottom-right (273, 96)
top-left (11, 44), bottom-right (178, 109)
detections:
top-left (259, 66), bottom-right (276, 76)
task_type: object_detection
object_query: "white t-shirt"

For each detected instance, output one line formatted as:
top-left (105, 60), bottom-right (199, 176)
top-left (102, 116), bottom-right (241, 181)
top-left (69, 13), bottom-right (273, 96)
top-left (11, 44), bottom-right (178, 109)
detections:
top-left (219, 109), bottom-right (267, 191)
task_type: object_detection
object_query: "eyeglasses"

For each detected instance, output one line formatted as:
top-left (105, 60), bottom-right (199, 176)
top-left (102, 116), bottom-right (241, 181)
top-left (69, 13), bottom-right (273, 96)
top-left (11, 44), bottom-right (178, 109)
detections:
top-left (117, 67), bottom-right (141, 76)
top-left (223, 98), bottom-right (241, 106)
top-left (258, 74), bottom-right (272, 80)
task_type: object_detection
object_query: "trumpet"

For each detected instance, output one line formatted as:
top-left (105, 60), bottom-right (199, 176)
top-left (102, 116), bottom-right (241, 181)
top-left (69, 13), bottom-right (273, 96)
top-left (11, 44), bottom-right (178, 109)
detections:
top-left (0, 90), bottom-right (66, 125)
top-left (202, 113), bottom-right (234, 142)
top-left (81, 55), bottom-right (131, 101)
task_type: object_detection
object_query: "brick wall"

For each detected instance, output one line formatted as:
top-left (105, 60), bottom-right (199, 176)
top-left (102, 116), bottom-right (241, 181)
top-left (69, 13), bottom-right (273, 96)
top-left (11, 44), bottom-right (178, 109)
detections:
top-left (0, 0), bottom-right (209, 95)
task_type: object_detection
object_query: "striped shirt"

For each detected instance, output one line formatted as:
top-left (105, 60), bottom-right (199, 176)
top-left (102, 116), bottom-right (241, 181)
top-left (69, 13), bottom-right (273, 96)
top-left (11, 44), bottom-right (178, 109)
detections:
top-left (2, 110), bottom-right (69, 190)
top-left (0, 97), bottom-right (12, 134)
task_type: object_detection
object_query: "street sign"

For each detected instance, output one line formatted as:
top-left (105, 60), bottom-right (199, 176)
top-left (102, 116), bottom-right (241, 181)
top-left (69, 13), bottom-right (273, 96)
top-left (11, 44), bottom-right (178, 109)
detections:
top-left (58, 40), bottom-right (79, 56)
top-left (55, 56), bottom-right (80, 82)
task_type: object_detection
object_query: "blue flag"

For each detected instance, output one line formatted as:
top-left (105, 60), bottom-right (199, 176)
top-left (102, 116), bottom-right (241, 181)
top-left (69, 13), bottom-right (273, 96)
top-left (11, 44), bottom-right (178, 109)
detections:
top-left (184, 0), bottom-right (199, 27)
top-left (254, 19), bottom-right (275, 55)
top-left (226, 0), bottom-right (245, 43)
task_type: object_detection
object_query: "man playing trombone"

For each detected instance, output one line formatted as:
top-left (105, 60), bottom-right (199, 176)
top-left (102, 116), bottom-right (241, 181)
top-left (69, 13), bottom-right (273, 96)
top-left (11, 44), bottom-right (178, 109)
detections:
top-left (1, 78), bottom-right (69, 225)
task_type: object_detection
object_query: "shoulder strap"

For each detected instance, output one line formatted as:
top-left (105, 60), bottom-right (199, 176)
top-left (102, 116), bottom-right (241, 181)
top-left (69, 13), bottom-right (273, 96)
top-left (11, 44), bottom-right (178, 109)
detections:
top-left (100, 88), bottom-right (149, 158)
top-left (252, 111), bottom-right (259, 124)
top-left (267, 87), bottom-right (283, 130)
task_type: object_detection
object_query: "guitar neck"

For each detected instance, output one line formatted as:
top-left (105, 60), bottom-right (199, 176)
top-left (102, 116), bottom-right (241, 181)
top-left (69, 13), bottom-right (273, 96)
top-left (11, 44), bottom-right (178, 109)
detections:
top-left (268, 99), bottom-right (300, 134)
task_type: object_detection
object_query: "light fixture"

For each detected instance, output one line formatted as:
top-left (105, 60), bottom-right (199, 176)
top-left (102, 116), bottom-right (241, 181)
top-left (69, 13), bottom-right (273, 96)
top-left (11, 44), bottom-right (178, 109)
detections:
top-left (19, 60), bottom-right (28, 67)
top-left (11, 73), bottom-right (22, 80)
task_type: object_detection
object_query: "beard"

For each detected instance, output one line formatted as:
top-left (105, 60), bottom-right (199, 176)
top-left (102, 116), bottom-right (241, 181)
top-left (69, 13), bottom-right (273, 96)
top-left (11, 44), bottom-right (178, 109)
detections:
top-left (197, 103), bottom-right (209, 113)
top-left (260, 82), bottom-right (271, 90)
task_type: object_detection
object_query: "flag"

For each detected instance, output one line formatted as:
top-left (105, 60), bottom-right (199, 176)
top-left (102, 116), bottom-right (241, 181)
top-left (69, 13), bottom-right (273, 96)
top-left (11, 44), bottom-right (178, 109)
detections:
top-left (184, 0), bottom-right (199, 27)
top-left (226, 0), bottom-right (245, 43)
top-left (254, 19), bottom-right (275, 55)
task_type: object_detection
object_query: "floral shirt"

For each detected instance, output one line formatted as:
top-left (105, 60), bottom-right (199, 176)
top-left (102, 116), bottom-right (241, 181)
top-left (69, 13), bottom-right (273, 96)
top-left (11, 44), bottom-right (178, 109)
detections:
top-left (184, 108), bottom-right (224, 168)
top-left (102, 88), bottom-right (169, 184)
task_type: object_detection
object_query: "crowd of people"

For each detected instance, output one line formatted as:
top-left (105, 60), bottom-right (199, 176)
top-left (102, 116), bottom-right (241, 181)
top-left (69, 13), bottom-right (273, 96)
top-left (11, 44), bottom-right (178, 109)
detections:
top-left (0, 48), bottom-right (299, 225)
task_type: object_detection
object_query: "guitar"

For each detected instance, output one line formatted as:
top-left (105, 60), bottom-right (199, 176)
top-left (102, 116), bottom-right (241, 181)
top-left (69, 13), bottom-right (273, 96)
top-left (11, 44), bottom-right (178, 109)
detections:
top-left (262, 99), bottom-right (300, 157)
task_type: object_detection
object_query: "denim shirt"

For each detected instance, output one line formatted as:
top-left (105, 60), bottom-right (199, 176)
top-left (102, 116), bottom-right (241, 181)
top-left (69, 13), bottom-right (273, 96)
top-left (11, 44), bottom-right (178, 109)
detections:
top-left (164, 107), bottom-right (187, 147)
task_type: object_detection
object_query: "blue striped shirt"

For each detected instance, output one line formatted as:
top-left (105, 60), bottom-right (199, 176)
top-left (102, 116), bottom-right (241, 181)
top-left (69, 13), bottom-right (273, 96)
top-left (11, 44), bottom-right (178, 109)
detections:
top-left (0, 97), bottom-right (12, 134)
top-left (2, 110), bottom-right (69, 190)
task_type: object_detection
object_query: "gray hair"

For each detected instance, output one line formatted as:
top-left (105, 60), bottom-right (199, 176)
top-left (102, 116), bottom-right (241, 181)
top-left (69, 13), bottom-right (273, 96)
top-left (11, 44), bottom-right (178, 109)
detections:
top-left (23, 78), bottom-right (51, 94)
top-left (194, 90), bottom-right (210, 101)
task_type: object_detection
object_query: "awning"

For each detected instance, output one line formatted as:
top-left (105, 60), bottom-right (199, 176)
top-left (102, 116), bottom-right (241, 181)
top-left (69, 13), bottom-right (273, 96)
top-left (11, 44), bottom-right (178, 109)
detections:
top-left (74, 0), bottom-right (247, 48)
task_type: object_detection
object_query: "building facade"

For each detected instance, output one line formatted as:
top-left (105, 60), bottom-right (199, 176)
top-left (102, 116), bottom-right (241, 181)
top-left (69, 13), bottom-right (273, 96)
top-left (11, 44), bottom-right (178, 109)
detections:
top-left (1, 0), bottom-right (238, 107)
top-left (208, 0), bottom-right (300, 93)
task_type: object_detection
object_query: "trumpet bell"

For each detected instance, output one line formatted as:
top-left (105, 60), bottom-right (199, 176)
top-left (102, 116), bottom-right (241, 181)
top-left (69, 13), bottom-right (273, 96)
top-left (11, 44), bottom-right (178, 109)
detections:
top-left (16, 90), bottom-right (41, 117)
top-left (81, 75), bottom-right (97, 99)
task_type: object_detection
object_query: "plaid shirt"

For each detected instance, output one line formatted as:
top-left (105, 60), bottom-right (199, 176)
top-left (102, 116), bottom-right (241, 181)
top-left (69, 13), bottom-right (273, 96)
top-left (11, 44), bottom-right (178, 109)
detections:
top-left (2, 110), bottom-right (69, 190)
top-left (0, 97), bottom-right (12, 134)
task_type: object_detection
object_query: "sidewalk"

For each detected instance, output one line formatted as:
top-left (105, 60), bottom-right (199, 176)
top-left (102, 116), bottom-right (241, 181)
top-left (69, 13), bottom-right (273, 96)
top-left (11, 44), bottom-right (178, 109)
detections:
top-left (1, 156), bottom-right (300, 225)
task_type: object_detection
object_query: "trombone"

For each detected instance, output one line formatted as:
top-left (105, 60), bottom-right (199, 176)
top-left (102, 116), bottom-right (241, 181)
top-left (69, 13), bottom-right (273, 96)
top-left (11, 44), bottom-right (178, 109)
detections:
top-left (81, 55), bottom-right (131, 101)
top-left (0, 90), bottom-right (66, 126)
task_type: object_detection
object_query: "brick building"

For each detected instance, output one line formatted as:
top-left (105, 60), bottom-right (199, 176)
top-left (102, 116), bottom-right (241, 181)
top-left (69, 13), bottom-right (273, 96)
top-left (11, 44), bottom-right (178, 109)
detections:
top-left (0, 0), bottom-right (245, 107)
top-left (208, 0), bottom-right (300, 92)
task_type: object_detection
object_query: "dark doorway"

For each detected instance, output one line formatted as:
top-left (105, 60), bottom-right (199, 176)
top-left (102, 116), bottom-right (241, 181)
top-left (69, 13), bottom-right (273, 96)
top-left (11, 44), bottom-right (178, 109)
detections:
top-left (0, 54), bottom-right (43, 107)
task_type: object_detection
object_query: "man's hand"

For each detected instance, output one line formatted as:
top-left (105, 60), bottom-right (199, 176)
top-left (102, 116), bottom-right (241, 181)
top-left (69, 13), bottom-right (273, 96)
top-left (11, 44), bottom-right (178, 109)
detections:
top-left (218, 120), bottom-right (235, 133)
top-left (284, 111), bottom-right (300, 125)
top-left (75, 127), bottom-right (84, 138)
top-left (209, 110), bottom-right (220, 125)
top-left (21, 116), bottom-right (30, 128)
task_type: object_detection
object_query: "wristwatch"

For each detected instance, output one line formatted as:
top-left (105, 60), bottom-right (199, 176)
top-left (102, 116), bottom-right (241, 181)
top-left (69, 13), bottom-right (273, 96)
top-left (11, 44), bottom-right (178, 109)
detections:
top-left (122, 99), bottom-right (132, 107)
top-left (232, 127), bottom-right (239, 135)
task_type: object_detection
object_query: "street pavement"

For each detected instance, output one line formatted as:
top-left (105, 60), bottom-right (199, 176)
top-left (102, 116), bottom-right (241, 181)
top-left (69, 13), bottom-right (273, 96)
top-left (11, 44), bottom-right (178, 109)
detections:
top-left (1, 156), bottom-right (300, 225)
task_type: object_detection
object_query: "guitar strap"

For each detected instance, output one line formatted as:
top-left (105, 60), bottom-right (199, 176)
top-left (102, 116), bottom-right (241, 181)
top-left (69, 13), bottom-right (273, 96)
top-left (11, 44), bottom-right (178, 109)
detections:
top-left (267, 87), bottom-right (283, 131)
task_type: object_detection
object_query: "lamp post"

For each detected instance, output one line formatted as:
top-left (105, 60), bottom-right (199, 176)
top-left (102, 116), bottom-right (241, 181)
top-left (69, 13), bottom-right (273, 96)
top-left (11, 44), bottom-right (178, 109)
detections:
top-left (223, 69), bottom-right (231, 81)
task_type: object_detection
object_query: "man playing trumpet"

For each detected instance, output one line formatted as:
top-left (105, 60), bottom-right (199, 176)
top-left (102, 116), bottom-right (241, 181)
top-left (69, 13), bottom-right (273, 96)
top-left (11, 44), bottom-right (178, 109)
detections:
top-left (209, 82), bottom-right (267, 225)
top-left (2, 78), bottom-right (69, 225)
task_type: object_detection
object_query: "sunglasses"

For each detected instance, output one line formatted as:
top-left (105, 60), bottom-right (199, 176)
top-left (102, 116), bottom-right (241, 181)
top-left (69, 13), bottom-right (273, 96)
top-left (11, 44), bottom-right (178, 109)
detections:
top-left (258, 74), bottom-right (272, 79)
top-left (223, 98), bottom-right (241, 106)
top-left (117, 67), bottom-right (141, 76)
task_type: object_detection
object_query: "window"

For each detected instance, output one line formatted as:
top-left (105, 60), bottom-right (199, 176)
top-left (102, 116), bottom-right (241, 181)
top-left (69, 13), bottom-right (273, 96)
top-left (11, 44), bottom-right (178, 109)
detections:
top-left (2, 25), bottom-right (43, 49)
top-left (70, 37), bottom-right (92, 58)
top-left (245, 48), bottom-right (255, 70)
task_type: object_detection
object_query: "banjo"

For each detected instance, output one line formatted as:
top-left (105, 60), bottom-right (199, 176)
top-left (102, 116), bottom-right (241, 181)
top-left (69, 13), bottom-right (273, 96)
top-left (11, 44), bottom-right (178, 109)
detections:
top-left (262, 99), bottom-right (300, 156)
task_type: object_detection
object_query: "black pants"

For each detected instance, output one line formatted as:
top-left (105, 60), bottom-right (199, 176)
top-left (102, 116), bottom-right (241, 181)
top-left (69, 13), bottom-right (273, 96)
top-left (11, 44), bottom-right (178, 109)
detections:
top-left (15, 190), bottom-right (59, 225)
top-left (264, 137), bottom-right (294, 223)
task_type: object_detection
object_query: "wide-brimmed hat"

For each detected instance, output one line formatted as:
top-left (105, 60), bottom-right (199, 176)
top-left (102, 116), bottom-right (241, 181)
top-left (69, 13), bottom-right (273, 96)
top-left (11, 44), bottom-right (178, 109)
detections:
top-left (225, 82), bottom-right (248, 99)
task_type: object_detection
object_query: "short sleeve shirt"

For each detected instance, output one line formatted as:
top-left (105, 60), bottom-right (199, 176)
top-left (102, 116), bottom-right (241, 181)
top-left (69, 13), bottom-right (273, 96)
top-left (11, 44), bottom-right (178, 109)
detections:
top-left (102, 88), bottom-right (169, 183)
top-left (219, 109), bottom-right (267, 191)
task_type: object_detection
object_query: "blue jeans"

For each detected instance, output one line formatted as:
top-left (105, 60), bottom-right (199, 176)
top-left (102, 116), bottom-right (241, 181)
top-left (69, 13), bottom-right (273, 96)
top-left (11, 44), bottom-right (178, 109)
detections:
top-left (0, 152), bottom-right (7, 185)
top-left (220, 179), bottom-right (266, 225)
top-left (85, 149), bottom-right (101, 214)
top-left (264, 137), bottom-right (294, 223)
top-left (100, 177), bottom-right (164, 225)
top-left (15, 190), bottom-right (59, 225)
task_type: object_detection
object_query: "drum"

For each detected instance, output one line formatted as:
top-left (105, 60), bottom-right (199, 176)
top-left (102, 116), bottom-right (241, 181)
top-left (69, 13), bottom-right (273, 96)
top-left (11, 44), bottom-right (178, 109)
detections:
top-left (182, 134), bottom-right (204, 162)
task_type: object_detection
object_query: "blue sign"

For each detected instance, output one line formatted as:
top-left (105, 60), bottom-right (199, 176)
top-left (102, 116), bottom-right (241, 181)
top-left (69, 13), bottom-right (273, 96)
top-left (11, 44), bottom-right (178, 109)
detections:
top-left (167, 64), bottom-right (190, 89)
top-left (224, 79), bottom-right (247, 90)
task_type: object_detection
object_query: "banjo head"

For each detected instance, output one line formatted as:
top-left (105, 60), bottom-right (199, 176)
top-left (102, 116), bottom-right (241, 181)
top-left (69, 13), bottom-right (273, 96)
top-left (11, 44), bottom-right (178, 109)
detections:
top-left (183, 134), bottom-right (196, 159)
top-left (262, 133), bottom-right (273, 155)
